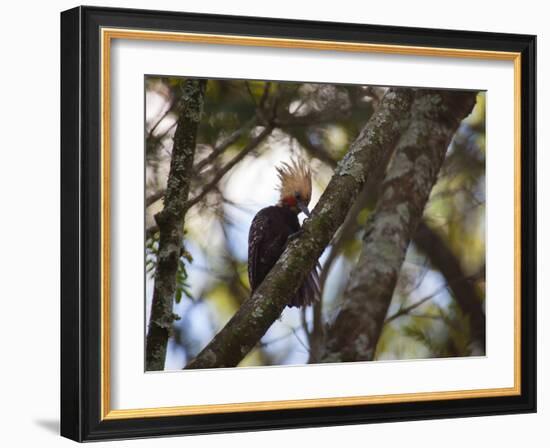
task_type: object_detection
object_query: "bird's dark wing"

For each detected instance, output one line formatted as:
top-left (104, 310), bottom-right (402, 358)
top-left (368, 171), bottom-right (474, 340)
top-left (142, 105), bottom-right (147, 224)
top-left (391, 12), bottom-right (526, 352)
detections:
top-left (248, 211), bottom-right (267, 291)
top-left (248, 205), bottom-right (319, 307)
top-left (248, 207), bottom-right (293, 292)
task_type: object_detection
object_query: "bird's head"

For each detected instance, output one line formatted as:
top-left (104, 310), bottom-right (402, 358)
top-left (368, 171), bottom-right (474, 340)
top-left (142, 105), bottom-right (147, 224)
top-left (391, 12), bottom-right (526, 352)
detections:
top-left (276, 159), bottom-right (312, 217)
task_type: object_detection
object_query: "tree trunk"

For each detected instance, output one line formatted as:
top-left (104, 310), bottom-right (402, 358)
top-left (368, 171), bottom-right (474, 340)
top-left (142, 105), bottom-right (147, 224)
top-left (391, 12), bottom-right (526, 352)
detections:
top-left (185, 88), bottom-right (415, 369)
top-left (321, 90), bottom-right (477, 363)
top-left (145, 79), bottom-right (207, 371)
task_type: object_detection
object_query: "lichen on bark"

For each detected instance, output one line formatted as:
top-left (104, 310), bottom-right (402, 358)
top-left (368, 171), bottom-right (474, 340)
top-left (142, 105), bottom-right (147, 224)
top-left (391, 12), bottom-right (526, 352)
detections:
top-left (145, 79), bottom-right (207, 371)
top-left (321, 89), bottom-right (477, 363)
top-left (185, 88), bottom-right (415, 369)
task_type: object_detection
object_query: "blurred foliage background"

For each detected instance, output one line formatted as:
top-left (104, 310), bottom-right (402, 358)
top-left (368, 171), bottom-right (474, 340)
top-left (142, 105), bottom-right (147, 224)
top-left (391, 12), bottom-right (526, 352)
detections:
top-left (145, 77), bottom-right (486, 369)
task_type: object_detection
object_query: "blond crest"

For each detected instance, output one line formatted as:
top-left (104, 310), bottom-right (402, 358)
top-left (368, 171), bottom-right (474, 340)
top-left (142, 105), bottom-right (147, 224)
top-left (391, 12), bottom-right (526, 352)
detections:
top-left (276, 158), bottom-right (312, 205)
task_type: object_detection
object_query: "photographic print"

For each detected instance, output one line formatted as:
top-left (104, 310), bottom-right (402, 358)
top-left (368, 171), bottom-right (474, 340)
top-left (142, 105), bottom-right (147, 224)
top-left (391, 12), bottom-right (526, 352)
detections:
top-left (144, 77), bottom-right (486, 371)
top-left (61, 7), bottom-right (536, 440)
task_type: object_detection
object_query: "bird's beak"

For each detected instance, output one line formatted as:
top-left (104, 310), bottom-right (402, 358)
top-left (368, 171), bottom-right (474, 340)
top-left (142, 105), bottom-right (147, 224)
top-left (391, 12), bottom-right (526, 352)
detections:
top-left (297, 200), bottom-right (311, 217)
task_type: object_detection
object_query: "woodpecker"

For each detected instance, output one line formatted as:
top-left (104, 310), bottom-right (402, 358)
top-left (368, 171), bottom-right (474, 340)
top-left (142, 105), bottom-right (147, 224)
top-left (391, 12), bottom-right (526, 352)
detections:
top-left (248, 159), bottom-right (320, 308)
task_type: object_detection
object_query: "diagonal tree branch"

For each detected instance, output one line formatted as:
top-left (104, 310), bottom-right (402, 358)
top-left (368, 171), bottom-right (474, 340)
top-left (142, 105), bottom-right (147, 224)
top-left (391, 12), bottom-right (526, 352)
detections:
top-left (184, 125), bottom-right (273, 211)
top-left (145, 124), bottom-right (272, 238)
top-left (385, 279), bottom-right (457, 324)
top-left (321, 89), bottom-right (477, 363)
top-left (413, 220), bottom-right (486, 354)
top-left (145, 117), bottom-right (258, 207)
top-left (145, 79), bottom-right (207, 371)
top-left (145, 189), bottom-right (166, 208)
top-left (185, 88), bottom-right (415, 369)
top-left (194, 117), bottom-right (257, 174)
top-left (283, 126), bottom-right (339, 168)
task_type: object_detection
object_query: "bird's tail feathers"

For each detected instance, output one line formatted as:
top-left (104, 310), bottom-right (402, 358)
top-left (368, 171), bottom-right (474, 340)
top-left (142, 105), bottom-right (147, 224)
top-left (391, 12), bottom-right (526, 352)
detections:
top-left (289, 263), bottom-right (321, 308)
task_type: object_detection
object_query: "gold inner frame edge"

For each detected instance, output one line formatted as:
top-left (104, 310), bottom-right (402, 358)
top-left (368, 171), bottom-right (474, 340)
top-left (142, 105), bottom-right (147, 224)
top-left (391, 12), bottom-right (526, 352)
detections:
top-left (100, 27), bottom-right (522, 420)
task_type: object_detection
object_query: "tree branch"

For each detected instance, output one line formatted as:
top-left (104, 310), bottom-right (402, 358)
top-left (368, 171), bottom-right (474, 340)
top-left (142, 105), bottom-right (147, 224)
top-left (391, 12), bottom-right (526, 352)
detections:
top-left (321, 89), bottom-right (477, 363)
top-left (145, 124), bottom-right (271, 238)
top-left (185, 88), bottom-right (415, 369)
top-left (194, 117), bottom-right (257, 174)
top-left (184, 125), bottom-right (273, 211)
top-left (283, 126), bottom-right (339, 168)
top-left (145, 189), bottom-right (165, 208)
top-left (413, 220), bottom-right (486, 354)
top-left (308, 298), bottom-right (324, 363)
top-left (145, 79), bottom-right (207, 371)
top-left (384, 280), bottom-right (451, 324)
top-left (145, 117), bottom-right (258, 208)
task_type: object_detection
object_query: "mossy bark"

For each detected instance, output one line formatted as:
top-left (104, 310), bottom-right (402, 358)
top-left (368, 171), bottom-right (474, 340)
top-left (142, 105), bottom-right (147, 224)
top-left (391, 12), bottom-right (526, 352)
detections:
top-left (186, 88), bottom-right (414, 369)
top-left (321, 90), bottom-right (477, 363)
top-left (145, 79), bottom-right (207, 371)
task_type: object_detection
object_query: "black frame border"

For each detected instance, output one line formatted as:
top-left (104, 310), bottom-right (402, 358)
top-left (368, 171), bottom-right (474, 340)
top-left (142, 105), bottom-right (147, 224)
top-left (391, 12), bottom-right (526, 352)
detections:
top-left (60, 6), bottom-right (536, 442)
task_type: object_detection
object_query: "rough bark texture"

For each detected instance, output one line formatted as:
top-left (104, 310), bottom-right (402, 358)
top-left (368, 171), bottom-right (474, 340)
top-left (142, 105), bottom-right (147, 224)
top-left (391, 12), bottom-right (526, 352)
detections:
top-left (185, 88), bottom-right (415, 369)
top-left (145, 79), bottom-right (207, 371)
top-left (321, 89), bottom-right (477, 363)
top-left (414, 220), bottom-right (486, 354)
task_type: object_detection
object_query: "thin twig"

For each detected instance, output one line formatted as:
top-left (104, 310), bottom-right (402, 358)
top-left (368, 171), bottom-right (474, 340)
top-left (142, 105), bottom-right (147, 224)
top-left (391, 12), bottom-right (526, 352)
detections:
top-left (290, 328), bottom-right (310, 353)
top-left (385, 272), bottom-right (480, 324)
top-left (194, 117), bottom-right (257, 173)
top-left (145, 117), bottom-right (258, 208)
top-left (183, 125), bottom-right (273, 211)
top-left (147, 102), bottom-right (174, 139)
top-left (258, 329), bottom-right (299, 348)
top-left (145, 190), bottom-right (165, 208)
top-left (385, 294), bottom-right (437, 324)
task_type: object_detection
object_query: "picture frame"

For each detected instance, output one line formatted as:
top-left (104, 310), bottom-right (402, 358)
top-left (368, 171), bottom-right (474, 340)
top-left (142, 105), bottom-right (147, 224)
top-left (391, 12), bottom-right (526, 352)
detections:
top-left (60, 5), bottom-right (536, 441)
